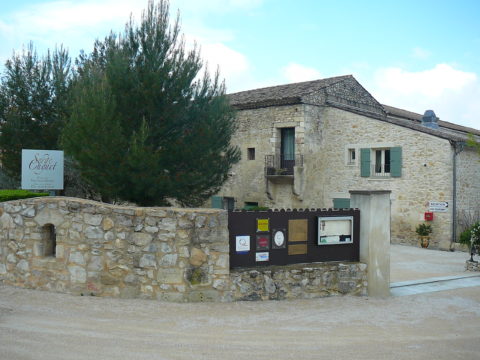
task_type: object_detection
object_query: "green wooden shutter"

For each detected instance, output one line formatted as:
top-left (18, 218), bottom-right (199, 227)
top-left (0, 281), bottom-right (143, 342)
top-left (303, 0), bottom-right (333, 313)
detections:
top-left (211, 196), bottom-right (223, 209)
top-left (333, 198), bottom-right (351, 209)
top-left (360, 148), bottom-right (371, 177)
top-left (390, 147), bottom-right (402, 177)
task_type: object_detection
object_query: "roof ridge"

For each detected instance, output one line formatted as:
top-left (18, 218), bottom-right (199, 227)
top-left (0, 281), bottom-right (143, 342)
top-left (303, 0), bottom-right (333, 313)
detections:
top-left (227, 75), bottom-right (352, 97)
top-left (383, 104), bottom-right (480, 135)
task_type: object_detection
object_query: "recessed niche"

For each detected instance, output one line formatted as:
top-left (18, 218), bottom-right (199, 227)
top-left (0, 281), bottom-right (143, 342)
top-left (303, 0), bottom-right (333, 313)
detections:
top-left (42, 224), bottom-right (57, 257)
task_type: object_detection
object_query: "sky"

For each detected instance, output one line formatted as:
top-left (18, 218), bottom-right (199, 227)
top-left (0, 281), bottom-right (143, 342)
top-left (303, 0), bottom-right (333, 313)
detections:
top-left (0, 0), bottom-right (479, 129)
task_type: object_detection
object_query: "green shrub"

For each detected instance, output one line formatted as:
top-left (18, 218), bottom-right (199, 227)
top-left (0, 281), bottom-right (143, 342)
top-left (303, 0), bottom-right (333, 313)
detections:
top-left (415, 223), bottom-right (432, 236)
top-left (459, 222), bottom-right (480, 249)
top-left (244, 206), bottom-right (270, 211)
top-left (459, 227), bottom-right (473, 246)
top-left (0, 190), bottom-right (49, 202)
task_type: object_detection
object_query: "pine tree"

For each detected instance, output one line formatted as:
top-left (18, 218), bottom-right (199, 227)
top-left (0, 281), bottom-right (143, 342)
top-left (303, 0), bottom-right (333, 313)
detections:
top-left (0, 43), bottom-right (72, 182)
top-left (62, 0), bottom-right (240, 206)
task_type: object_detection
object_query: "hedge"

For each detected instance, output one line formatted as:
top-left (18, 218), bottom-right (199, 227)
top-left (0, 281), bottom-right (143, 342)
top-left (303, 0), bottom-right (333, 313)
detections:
top-left (0, 190), bottom-right (49, 202)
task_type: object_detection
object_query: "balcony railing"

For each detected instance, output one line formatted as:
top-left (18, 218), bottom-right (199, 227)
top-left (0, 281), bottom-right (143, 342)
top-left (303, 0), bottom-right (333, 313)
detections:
top-left (265, 154), bottom-right (303, 176)
top-left (371, 164), bottom-right (391, 178)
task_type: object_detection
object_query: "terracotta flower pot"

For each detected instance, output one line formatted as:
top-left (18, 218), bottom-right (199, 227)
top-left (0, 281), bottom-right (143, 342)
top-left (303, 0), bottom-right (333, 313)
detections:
top-left (419, 236), bottom-right (430, 248)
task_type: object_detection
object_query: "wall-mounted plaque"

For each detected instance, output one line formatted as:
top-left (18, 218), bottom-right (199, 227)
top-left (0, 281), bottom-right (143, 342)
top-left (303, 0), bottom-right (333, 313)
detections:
top-left (256, 234), bottom-right (270, 251)
top-left (257, 218), bottom-right (269, 232)
top-left (288, 244), bottom-right (307, 255)
top-left (255, 252), bottom-right (269, 262)
top-left (236, 235), bottom-right (250, 253)
top-left (317, 216), bottom-right (353, 245)
top-left (288, 219), bottom-right (308, 242)
top-left (272, 229), bottom-right (286, 249)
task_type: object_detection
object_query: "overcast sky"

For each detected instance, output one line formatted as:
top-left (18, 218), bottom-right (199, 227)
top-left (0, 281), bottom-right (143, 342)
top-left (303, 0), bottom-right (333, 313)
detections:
top-left (1, 0), bottom-right (479, 129)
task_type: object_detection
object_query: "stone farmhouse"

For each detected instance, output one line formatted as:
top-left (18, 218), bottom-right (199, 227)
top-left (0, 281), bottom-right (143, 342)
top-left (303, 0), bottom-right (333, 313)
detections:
top-left (212, 75), bottom-right (480, 249)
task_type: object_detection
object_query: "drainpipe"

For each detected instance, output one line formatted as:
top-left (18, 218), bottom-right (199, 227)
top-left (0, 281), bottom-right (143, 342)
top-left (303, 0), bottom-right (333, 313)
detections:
top-left (450, 140), bottom-right (465, 248)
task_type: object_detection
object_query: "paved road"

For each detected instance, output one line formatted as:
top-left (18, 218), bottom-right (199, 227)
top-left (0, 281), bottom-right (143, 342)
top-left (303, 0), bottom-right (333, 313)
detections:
top-left (0, 245), bottom-right (479, 360)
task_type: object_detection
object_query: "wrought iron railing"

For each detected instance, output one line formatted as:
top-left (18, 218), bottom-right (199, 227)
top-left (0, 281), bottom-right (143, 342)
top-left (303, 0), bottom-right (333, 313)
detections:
top-left (265, 154), bottom-right (303, 176)
top-left (371, 164), bottom-right (391, 177)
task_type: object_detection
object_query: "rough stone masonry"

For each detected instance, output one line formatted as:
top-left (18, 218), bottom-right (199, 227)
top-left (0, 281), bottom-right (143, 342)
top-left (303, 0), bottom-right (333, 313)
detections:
top-left (0, 197), bottom-right (366, 302)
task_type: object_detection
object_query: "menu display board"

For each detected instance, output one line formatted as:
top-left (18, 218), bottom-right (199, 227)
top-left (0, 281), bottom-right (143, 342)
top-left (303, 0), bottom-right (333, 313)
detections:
top-left (317, 216), bottom-right (353, 245)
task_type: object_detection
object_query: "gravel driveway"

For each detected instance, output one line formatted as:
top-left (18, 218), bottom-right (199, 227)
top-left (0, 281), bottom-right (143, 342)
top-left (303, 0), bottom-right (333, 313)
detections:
top-left (1, 245), bottom-right (479, 360)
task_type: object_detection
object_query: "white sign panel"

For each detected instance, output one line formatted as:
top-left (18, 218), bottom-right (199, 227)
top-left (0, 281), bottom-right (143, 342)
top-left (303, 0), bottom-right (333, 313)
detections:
top-left (21, 149), bottom-right (64, 190)
top-left (429, 201), bottom-right (448, 212)
top-left (255, 252), bottom-right (269, 262)
top-left (318, 216), bottom-right (354, 245)
top-left (236, 235), bottom-right (250, 253)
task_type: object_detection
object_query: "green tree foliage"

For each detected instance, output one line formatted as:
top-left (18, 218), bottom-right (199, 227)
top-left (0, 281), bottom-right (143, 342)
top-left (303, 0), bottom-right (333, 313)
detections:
top-left (0, 43), bottom-right (72, 181)
top-left (62, 0), bottom-right (240, 206)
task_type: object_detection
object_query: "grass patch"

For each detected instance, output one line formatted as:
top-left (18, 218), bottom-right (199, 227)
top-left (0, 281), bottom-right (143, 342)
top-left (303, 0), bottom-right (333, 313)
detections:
top-left (0, 189), bottom-right (49, 202)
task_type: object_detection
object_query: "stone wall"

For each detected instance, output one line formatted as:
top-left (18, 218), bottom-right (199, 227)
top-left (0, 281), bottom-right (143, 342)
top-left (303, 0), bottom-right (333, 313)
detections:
top-left (216, 103), bottom-right (470, 249)
top-left (0, 197), bottom-right (367, 302)
top-left (218, 104), bottom-right (306, 209)
top-left (0, 197), bottom-right (231, 302)
top-left (456, 147), bottom-right (480, 234)
top-left (315, 106), bottom-right (454, 249)
top-left (465, 260), bottom-right (480, 272)
top-left (231, 262), bottom-right (367, 301)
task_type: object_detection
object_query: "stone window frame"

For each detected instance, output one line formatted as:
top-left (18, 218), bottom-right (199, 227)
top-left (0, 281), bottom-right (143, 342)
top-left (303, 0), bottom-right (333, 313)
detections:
top-left (345, 145), bottom-right (358, 166)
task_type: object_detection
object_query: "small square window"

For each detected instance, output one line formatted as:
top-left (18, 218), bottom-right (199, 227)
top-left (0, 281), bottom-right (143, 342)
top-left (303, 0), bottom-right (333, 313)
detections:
top-left (348, 148), bottom-right (356, 165)
top-left (247, 148), bottom-right (255, 160)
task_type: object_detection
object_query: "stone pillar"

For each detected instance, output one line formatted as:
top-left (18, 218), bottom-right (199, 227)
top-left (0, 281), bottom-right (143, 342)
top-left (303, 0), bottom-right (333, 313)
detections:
top-left (350, 190), bottom-right (391, 297)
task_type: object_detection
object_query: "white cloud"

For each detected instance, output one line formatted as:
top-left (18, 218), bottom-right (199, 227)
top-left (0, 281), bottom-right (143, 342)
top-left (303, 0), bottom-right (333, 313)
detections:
top-left (369, 64), bottom-right (480, 129)
top-left (281, 63), bottom-right (322, 83)
top-left (411, 47), bottom-right (431, 60)
top-left (0, 0), bottom-right (259, 89)
top-left (200, 42), bottom-right (251, 91)
top-left (0, 0), bottom-right (146, 59)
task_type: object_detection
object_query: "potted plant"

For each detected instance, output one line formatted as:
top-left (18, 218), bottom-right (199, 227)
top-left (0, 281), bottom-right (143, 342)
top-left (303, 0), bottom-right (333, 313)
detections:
top-left (460, 222), bottom-right (480, 262)
top-left (416, 223), bottom-right (432, 248)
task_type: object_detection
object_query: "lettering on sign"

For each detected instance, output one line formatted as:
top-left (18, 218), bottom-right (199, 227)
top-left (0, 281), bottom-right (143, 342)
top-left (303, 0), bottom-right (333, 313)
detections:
top-left (257, 218), bottom-right (269, 232)
top-left (429, 201), bottom-right (448, 213)
top-left (255, 252), bottom-right (269, 262)
top-left (236, 235), bottom-right (250, 253)
top-left (21, 149), bottom-right (64, 190)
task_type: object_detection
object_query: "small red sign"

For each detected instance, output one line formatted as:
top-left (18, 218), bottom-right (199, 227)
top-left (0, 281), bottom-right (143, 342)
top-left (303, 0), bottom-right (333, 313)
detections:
top-left (258, 237), bottom-right (268, 247)
top-left (256, 235), bottom-right (270, 250)
top-left (424, 212), bottom-right (434, 221)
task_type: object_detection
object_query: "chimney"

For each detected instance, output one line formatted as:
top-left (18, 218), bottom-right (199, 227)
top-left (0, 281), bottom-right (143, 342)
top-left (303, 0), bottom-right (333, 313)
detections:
top-left (422, 110), bottom-right (439, 129)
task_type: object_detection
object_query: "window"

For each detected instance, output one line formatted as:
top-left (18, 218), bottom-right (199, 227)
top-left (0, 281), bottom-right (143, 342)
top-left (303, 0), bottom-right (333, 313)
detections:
top-left (247, 148), bottom-right (255, 160)
top-left (244, 202), bottom-right (259, 210)
top-left (333, 198), bottom-right (351, 209)
top-left (347, 148), bottom-right (356, 165)
top-left (211, 196), bottom-right (235, 210)
top-left (360, 147), bottom-right (402, 178)
top-left (223, 197), bottom-right (235, 211)
top-left (374, 148), bottom-right (390, 175)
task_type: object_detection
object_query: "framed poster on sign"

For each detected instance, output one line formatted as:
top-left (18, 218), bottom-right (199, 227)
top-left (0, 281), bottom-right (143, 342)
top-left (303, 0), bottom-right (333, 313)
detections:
top-left (256, 234), bottom-right (270, 251)
top-left (272, 229), bottom-right (286, 249)
top-left (317, 216), bottom-right (353, 245)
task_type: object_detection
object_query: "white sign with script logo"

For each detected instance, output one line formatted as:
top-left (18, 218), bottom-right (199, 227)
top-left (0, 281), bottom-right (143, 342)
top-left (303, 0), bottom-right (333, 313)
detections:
top-left (21, 149), bottom-right (64, 190)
